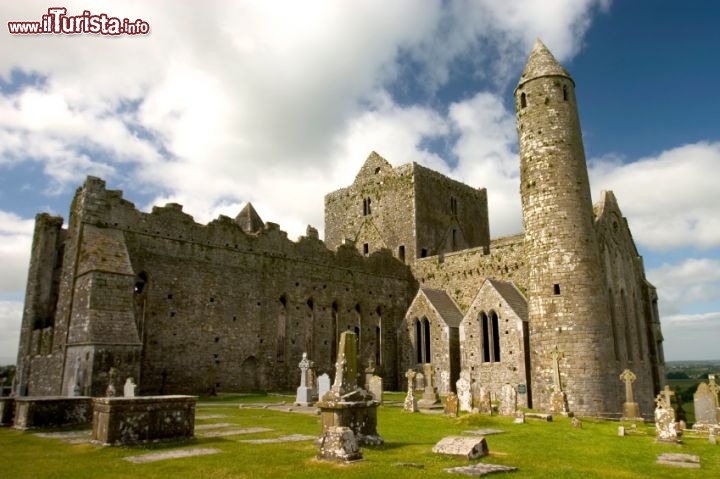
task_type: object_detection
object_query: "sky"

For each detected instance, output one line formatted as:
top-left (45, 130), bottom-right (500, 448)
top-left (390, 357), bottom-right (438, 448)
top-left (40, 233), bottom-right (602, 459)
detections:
top-left (1, 0), bottom-right (719, 365)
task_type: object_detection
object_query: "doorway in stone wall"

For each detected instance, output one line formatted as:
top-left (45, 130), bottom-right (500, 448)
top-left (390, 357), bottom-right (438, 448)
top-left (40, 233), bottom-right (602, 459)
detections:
top-left (239, 356), bottom-right (259, 391)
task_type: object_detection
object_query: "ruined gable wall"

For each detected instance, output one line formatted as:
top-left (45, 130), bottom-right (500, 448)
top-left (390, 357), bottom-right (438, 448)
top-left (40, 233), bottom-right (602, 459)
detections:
top-left (411, 234), bottom-right (527, 312)
top-left (595, 194), bottom-right (663, 415)
top-left (325, 162), bottom-right (416, 261)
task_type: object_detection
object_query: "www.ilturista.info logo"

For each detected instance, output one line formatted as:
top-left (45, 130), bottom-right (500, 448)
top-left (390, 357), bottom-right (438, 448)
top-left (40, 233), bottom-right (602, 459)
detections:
top-left (8, 7), bottom-right (150, 35)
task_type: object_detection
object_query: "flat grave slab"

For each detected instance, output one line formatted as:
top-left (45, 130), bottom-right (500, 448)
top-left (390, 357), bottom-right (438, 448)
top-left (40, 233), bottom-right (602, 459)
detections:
top-left (124, 448), bottom-right (222, 464)
top-left (445, 463), bottom-right (518, 476)
top-left (656, 453), bottom-right (700, 469)
top-left (198, 427), bottom-right (272, 438)
top-left (238, 434), bottom-right (315, 444)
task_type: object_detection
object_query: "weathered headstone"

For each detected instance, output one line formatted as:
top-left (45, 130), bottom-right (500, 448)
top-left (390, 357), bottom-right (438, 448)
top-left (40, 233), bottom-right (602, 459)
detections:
top-left (476, 385), bottom-right (492, 415)
top-left (417, 364), bottom-right (441, 409)
top-left (513, 411), bottom-right (525, 424)
top-left (620, 369), bottom-right (641, 421)
top-left (403, 370), bottom-right (418, 413)
top-left (456, 370), bottom-right (472, 413)
top-left (318, 373), bottom-right (331, 401)
top-left (368, 375), bottom-right (383, 404)
top-left (414, 372), bottom-right (425, 393)
top-left (692, 382), bottom-right (719, 430)
top-left (571, 417), bottom-right (582, 428)
top-left (106, 368), bottom-right (118, 397)
top-left (439, 370), bottom-right (451, 395)
top-left (432, 436), bottom-right (489, 459)
top-left (618, 426), bottom-right (625, 436)
top-left (316, 331), bottom-right (382, 462)
top-left (123, 378), bottom-right (137, 398)
top-left (499, 383), bottom-right (517, 416)
top-left (444, 392), bottom-right (459, 417)
top-left (295, 352), bottom-right (314, 406)
top-left (654, 393), bottom-right (678, 443)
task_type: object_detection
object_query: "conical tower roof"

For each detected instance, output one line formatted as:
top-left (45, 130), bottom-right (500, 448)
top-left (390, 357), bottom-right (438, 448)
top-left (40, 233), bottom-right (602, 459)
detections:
top-left (235, 202), bottom-right (264, 234)
top-left (516, 39), bottom-right (573, 89)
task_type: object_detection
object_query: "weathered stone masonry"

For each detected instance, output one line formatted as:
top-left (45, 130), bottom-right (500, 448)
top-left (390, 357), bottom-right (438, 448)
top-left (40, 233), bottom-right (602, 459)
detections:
top-left (14, 40), bottom-right (664, 417)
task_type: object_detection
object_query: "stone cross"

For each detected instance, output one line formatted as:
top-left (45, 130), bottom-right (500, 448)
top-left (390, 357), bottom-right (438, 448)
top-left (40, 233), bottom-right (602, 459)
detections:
top-left (619, 369), bottom-right (636, 403)
top-left (298, 352), bottom-right (311, 388)
top-left (660, 385), bottom-right (675, 407)
top-left (405, 369), bottom-right (416, 392)
top-left (549, 345), bottom-right (564, 392)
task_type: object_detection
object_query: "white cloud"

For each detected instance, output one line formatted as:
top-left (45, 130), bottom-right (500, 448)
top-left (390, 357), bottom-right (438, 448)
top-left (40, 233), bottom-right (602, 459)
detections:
top-left (0, 301), bottom-right (23, 365)
top-left (0, 211), bottom-right (33, 293)
top-left (647, 258), bottom-right (720, 315)
top-left (590, 142), bottom-right (720, 251)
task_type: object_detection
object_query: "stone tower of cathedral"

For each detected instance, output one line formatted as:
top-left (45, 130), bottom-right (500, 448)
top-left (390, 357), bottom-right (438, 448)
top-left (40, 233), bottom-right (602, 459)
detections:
top-left (515, 40), bottom-right (617, 414)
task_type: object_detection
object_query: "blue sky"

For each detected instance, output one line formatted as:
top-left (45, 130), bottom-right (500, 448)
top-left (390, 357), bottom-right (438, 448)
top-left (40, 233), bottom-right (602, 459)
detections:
top-left (1, 1), bottom-right (719, 364)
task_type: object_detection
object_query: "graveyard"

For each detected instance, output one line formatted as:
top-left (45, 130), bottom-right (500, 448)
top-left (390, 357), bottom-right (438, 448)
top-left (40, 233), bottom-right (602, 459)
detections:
top-left (1, 391), bottom-right (718, 478)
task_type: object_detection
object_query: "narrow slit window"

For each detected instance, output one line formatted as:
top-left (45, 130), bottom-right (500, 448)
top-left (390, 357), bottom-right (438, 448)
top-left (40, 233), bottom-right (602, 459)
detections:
top-left (562, 85), bottom-right (568, 101)
top-left (363, 243), bottom-right (369, 256)
top-left (553, 284), bottom-right (561, 295)
top-left (520, 92), bottom-right (527, 109)
top-left (398, 245), bottom-right (405, 263)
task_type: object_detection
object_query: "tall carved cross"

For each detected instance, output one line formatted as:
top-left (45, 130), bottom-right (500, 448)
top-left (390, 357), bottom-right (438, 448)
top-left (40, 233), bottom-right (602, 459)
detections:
top-left (298, 352), bottom-right (311, 388)
top-left (619, 369), bottom-right (636, 403)
top-left (549, 346), bottom-right (564, 392)
top-left (405, 369), bottom-right (416, 393)
top-left (660, 385), bottom-right (675, 408)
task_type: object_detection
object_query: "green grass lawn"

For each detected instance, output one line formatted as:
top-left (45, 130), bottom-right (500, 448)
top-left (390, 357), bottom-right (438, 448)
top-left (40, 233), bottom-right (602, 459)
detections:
top-left (1, 392), bottom-right (717, 478)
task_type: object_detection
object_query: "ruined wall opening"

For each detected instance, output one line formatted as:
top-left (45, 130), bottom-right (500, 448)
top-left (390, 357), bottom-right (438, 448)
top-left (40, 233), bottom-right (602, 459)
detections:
top-left (553, 283), bottom-right (560, 295)
top-left (375, 305), bottom-right (382, 365)
top-left (398, 245), bottom-right (405, 263)
top-left (363, 197), bottom-right (372, 216)
top-left (331, 301), bottom-right (339, 364)
top-left (633, 291), bottom-right (644, 360)
top-left (363, 243), bottom-right (369, 256)
top-left (276, 295), bottom-right (287, 363)
top-left (481, 312), bottom-right (490, 362)
top-left (305, 298), bottom-right (315, 358)
top-left (490, 311), bottom-right (501, 362)
top-left (621, 289), bottom-right (633, 361)
top-left (609, 288), bottom-right (620, 360)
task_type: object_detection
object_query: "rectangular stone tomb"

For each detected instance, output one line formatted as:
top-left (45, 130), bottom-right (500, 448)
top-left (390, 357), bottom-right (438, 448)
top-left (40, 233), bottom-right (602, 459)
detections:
top-left (432, 436), bottom-right (489, 460)
top-left (13, 396), bottom-right (92, 430)
top-left (319, 402), bottom-right (381, 446)
top-left (92, 395), bottom-right (197, 446)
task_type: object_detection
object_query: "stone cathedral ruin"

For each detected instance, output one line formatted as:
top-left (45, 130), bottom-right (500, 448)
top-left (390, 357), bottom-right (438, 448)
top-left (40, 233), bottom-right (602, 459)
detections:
top-left (13, 40), bottom-right (665, 417)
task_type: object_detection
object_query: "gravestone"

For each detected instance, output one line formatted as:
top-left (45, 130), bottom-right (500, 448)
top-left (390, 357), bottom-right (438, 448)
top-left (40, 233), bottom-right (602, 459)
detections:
top-left (654, 393), bottom-right (678, 443)
top-left (499, 383), bottom-right (517, 416)
top-left (692, 382), bottom-right (719, 430)
top-left (619, 369), bottom-right (641, 421)
top-left (414, 372), bottom-right (425, 393)
top-left (432, 436), bottom-right (489, 459)
top-left (439, 370), bottom-right (451, 395)
top-left (444, 392), bottom-right (459, 417)
top-left (513, 411), bottom-right (525, 424)
top-left (123, 378), bottom-right (137, 398)
top-left (456, 370), bottom-right (472, 413)
top-left (368, 375), bottom-right (383, 404)
top-left (364, 358), bottom-right (376, 391)
top-left (295, 352), bottom-right (314, 406)
top-left (318, 373), bottom-right (331, 401)
top-left (106, 368), bottom-right (118, 397)
top-left (403, 370), bottom-right (418, 413)
top-left (476, 385), bottom-right (492, 415)
top-left (417, 364), bottom-right (441, 409)
top-left (316, 331), bottom-right (382, 463)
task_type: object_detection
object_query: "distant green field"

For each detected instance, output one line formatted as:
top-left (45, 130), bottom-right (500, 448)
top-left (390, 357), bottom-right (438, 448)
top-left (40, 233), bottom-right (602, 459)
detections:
top-left (1, 393), bottom-right (717, 479)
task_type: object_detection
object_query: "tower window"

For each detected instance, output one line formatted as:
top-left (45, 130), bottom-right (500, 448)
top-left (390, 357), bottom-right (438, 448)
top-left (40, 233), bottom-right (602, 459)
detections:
top-left (363, 243), bottom-right (369, 256)
top-left (520, 92), bottom-right (527, 109)
top-left (562, 85), bottom-right (568, 101)
top-left (553, 284), bottom-right (561, 295)
top-left (420, 248), bottom-right (428, 258)
top-left (398, 245), bottom-right (405, 263)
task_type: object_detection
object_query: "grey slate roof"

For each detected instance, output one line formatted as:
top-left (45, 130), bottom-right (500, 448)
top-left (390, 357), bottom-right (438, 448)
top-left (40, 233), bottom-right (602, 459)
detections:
top-left (487, 279), bottom-right (528, 321)
top-left (421, 288), bottom-right (463, 328)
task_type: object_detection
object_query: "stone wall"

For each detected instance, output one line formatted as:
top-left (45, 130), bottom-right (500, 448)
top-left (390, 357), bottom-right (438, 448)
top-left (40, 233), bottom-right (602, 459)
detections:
top-left (16, 177), bottom-right (414, 396)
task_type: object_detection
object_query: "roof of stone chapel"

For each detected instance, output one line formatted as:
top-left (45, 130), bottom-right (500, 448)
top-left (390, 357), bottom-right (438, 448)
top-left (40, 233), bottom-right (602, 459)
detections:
top-left (421, 288), bottom-right (464, 328)
top-left (486, 279), bottom-right (528, 321)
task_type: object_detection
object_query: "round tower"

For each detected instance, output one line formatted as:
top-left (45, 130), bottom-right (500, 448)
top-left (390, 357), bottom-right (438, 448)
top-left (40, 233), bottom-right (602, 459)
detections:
top-left (515, 40), bottom-right (616, 415)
